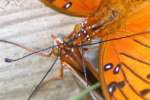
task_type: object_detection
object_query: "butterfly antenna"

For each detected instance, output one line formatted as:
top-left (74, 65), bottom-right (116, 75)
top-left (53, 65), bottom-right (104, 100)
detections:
top-left (0, 39), bottom-right (57, 62)
top-left (78, 31), bottom-right (150, 47)
top-left (0, 39), bottom-right (55, 57)
top-left (4, 45), bottom-right (56, 63)
top-left (28, 52), bottom-right (59, 100)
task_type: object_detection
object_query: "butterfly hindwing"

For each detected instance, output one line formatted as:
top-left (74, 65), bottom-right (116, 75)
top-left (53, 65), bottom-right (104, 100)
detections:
top-left (99, 3), bottom-right (150, 100)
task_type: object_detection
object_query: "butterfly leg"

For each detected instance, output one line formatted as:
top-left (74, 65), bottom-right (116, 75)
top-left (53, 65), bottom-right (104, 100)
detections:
top-left (49, 61), bottom-right (65, 80)
top-left (46, 60), bottom-right (77, 82)
top-left (42, 61), bottom-right (79, 91)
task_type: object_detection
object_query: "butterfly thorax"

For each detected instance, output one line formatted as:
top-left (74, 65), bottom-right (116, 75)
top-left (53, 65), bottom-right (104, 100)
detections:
top-left (85, 0), bottom-right (149, 38)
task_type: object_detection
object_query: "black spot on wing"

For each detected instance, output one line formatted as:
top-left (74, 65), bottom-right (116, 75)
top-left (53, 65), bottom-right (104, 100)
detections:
top-left (117, 81), bottom-right (125, 88)
top-left (104, 63), bottom-right (113, 71)
top-left (140, 89), bottom-right (150, 96)
top-left (63, 2), bottom-right (72, 9)
top-left (108, 81), bottom-right (125, 96)
top-left (108, 82), bottom-right (116, 96)
top-left (113, 64), bottom-right (121, 74)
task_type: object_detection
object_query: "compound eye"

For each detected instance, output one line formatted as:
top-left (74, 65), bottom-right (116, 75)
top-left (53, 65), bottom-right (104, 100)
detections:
top-left (74, 24), bottom-right (82, 33)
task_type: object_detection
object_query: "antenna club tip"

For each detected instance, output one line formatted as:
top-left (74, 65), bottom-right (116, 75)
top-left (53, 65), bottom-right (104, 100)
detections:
top-left (5, 58), bottom-right (12, 63)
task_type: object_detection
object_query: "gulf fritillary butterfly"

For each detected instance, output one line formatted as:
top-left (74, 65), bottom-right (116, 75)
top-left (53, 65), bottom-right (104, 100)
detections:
top-left (41, 0), bottom-right (150, 100)
top-left (1, 0), bottom-right (150, 100)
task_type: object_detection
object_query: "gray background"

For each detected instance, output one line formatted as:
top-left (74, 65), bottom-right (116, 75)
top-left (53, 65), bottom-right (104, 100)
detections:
top-left (0, 0), bottom-right (87, 100)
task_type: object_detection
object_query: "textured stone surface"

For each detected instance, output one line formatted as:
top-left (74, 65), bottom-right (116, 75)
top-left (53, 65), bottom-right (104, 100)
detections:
top-left (0, 0), bottom-right (88, 100)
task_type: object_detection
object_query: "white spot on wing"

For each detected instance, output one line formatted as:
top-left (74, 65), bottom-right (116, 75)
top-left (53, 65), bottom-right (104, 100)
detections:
top-left (105, 64), bottom-right (112, 69)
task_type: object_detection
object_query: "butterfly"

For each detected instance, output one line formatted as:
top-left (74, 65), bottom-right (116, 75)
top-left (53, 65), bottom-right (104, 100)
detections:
top-left (42, 0), bottom-right (150, 100)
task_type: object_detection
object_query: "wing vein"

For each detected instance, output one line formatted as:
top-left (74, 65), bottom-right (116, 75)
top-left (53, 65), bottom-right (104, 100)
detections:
top-left (134, 39), bottom-right (150, 48)
top-left (120, 52), bottom-right (150, 66)
top-left (120, 67), bottom-right (146, 99)
top-left (121, 62), bottom-right (150, 84)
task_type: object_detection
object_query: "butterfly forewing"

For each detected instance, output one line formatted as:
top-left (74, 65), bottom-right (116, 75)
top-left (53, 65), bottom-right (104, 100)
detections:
top-left (42, 0), bottom-right (101, 17)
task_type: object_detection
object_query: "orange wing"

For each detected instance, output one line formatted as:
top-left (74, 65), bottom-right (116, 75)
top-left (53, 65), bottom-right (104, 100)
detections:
top-left (99, 2), bottom-right (150, 100)
top-left (42, 0), bottom-right (101, 17)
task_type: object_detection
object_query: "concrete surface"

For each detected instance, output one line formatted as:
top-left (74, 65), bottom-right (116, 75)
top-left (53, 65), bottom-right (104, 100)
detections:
top-left (0, 0), bottom-right (90, 100)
